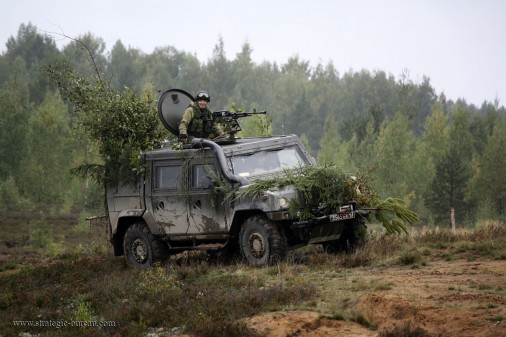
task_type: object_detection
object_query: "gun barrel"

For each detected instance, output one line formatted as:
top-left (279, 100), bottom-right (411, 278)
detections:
top-left (212, 110), bottom-right (267, 118)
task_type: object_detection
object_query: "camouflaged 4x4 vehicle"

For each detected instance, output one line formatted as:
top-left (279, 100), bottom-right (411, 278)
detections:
top-left (106, 89), bottom-right (368, 268)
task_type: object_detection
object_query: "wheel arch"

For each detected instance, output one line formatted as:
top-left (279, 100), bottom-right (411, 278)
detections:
top-left (112, 216), bottom-right (145, 256)
top-left (229, 209), bottom-right (266, 240)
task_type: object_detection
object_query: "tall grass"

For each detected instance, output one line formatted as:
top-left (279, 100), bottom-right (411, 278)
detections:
top-left (1, 220), bottom-right (504, 336)
top-left (0, 249), bottom-right (316, 337)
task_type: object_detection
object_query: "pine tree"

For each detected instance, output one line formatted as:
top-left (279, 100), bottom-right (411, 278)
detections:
top-left (424, 102), bottom-right (474, 225)
top-left (473, 117), bottom-right (506, 219)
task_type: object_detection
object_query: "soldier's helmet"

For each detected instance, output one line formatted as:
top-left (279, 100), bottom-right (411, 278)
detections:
top-left (195, 91), bottom-right (210, 102)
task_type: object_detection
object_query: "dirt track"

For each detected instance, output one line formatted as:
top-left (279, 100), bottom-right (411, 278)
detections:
top-left (243, 259), bottom-right (506, 337)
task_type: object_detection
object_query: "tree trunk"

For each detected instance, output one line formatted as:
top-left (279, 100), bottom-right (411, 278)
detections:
top-left (450, 207), bottom-right (456, 232)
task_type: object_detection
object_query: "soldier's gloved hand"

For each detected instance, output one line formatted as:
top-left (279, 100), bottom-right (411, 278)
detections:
top-left (179, 133), bottom-right (187, 143)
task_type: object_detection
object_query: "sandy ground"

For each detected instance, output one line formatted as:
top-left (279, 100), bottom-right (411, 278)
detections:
top-left (242, 259), bottom-right (506, 337)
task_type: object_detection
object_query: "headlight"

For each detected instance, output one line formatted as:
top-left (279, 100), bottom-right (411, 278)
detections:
top-left (279, 197), bottom-right (288, 208)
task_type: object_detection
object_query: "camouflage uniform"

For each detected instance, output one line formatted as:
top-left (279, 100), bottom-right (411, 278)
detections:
top-left (179, 102), bottom-right (224, 141)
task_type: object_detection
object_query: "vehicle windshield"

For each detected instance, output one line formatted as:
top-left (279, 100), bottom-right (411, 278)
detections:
top-left (230, 145), bottom-right (309, 177)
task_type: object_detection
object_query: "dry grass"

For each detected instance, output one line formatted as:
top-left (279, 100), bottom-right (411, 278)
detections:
top-left (1, 211), bottom-right (505, 336)
top-left (0, 251), bottom-right (315, 337)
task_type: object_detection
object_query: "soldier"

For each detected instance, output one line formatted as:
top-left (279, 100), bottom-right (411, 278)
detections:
top-left (178, 91), bottom-right (224, 143)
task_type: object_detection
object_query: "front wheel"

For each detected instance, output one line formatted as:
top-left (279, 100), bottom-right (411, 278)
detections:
top-left (239, 215), bottom-right (287, 266)
top-left (123, 223), bottom-right (169, 268)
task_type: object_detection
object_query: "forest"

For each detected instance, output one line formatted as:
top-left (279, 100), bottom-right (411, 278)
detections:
top-left (1, 22), bottom-right (506, 227)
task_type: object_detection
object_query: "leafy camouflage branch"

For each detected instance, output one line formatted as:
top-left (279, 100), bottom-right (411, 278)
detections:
top-left (234, 165), bottom-right (418, 234)
top-left (45, 62), bottom-right (164, 187)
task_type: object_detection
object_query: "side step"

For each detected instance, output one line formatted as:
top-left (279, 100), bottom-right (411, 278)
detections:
top-left (167, 242), bottom-right (226, 251)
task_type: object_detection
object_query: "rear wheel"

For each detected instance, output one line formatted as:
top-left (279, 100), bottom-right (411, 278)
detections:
top-left (239, 215), bottom-right (287, 266)
top-left (123, 223), bottom-right (169, 268)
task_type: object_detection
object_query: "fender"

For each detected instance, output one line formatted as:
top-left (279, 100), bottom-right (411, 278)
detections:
top-left (114, 209), bottom-right (161, 236)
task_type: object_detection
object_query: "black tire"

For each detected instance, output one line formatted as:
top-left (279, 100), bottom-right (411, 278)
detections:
top-left (239, 215), bottom-right (287, 266)
top-left (123, 223), bottom-right (169, 268)
top-left (322, 218), bottom-right (367, 254)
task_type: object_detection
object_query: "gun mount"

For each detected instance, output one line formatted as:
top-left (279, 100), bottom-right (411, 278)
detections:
top-left (212, 109), bottom-right (267, 139)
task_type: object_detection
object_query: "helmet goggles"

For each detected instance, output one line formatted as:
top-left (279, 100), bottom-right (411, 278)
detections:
top-left (196, 91), bottom-right (210, 101)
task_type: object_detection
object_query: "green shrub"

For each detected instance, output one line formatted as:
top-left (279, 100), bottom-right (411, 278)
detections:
top-left (73, 295), bottom-right (94, 321)
top-left (398, 248), bottom-right (423, 266)
top-left (46, 241), bottom-right (66, 256)
top-left (0, 176), bottom-right (31, 211)
top-left (137, 265), bottom-right (181, 301)
top-left (74, 210), bottom-right (91, 233)
top-left (29, 219), bottom-right (53, 248)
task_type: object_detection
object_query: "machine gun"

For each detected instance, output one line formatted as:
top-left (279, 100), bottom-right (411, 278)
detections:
top-left (212, 109), bottom-right (267, 140)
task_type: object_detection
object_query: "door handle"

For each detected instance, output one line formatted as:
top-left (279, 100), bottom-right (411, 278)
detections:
top-left (193, 200), bottom-right (202, 209)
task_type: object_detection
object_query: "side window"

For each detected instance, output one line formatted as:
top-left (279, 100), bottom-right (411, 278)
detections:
top-left (192, 164), bottom-right (214, 189)
top-left (154, 165), bottom-right (181, 190)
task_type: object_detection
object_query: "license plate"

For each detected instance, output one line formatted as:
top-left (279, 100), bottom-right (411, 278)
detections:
top-left (329, 211), bottom-right (355, 222)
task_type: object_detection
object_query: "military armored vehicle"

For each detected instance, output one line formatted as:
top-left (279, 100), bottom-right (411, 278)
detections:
top-left (106, 89), bottom-right (368, 268)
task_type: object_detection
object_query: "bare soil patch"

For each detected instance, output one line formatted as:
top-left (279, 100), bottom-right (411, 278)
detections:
top-left (244, 311), bottom-right (376, 337)
top-left (243, 259), bottom-right (505, 337)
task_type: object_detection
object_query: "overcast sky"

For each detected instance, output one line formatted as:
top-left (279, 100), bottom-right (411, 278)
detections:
top-left (2, 0), bottom-right (505, 106)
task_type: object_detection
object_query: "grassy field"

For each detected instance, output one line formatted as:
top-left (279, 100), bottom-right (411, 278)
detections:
top-left (1, 209), bottom-right (505, 337)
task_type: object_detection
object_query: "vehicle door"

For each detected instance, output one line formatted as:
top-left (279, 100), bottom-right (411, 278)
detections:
top-left (149, 159), bottom-right (190, 235)
top-left (186, 159), bottom-right (229, 235)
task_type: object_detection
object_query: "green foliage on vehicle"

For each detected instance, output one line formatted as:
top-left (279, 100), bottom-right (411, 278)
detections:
top-left (45, 63), bottom-right (164, 187)
top-left (236, 165), bottom-right (418, 234)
